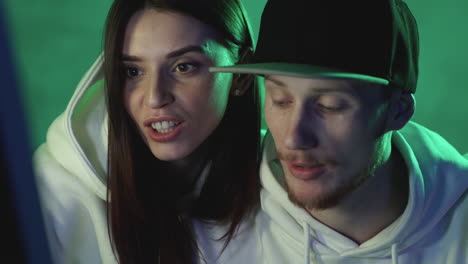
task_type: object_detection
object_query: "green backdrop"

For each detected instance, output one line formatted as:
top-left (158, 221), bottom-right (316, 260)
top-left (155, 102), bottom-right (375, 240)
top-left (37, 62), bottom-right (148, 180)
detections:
top-left (4, 0), bottom-right (468, 154)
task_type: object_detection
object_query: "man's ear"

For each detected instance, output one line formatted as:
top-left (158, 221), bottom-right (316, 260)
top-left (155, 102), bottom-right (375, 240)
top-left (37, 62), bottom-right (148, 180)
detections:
top-left (384, 91), bottom-right (415, 131)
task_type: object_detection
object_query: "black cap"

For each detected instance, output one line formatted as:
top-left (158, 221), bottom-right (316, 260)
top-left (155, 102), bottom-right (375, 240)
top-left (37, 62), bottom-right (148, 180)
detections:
top-left (210, 0), bottom-right (419, 93)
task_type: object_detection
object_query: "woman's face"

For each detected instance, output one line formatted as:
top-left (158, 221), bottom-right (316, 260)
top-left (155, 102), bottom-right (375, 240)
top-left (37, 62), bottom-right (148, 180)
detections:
top-left (122, 9), bottom-right (235, 162)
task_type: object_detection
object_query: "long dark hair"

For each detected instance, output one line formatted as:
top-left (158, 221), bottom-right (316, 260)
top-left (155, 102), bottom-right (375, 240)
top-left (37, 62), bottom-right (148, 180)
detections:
top-left (103, 0), bottom-right (260, 263)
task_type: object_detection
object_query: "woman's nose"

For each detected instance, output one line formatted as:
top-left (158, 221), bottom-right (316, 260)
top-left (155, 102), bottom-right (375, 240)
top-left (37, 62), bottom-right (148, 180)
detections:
top-left (144, 72), bottom-right (175, 109)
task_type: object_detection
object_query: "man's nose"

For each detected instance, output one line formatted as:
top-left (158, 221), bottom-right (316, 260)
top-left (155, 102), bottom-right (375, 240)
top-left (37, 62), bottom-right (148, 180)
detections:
top-left (144, 72), bottom-right (175, 109)
top-left (284, 105), bottom-right (319, 150)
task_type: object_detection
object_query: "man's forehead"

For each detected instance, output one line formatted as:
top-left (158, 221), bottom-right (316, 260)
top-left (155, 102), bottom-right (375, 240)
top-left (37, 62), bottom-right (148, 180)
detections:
top-left (264, 75), bottom-right (357, 94)
top-left (264, 75), bottom-right (392, 103)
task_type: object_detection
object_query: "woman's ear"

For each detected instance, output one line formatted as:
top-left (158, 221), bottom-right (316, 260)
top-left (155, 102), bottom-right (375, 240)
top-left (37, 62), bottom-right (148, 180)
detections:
top-left (230, 47), bottom-right (254, 96)
top-left (384, 91), bottom-right (415, 131)
top-left (237, 47), bottom-right (253, 64)
top-left (230, 73), bottom-right (254, 96)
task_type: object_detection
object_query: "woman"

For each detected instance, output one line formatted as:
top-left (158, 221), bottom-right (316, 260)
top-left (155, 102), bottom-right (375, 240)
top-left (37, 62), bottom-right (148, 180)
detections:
top-left (33, 0), bottom-right (260, 263)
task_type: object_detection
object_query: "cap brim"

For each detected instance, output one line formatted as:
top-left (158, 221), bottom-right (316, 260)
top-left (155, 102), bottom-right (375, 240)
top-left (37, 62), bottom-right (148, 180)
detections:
top-left (209, 63), bottom-right (389, 85)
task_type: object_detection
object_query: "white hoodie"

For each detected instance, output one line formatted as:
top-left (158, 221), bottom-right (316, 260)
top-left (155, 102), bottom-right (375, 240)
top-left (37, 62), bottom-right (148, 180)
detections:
top-left (33, 54), bottom-right (259, 264)
top-left (257, 124), bottom-right (468, 264)
top-left (33, 54), bottom-right (115, 263)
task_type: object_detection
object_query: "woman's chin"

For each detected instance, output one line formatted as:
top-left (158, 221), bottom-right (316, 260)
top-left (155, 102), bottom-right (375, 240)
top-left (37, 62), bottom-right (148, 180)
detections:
top-left (147, 143), bottom-right (193, 162)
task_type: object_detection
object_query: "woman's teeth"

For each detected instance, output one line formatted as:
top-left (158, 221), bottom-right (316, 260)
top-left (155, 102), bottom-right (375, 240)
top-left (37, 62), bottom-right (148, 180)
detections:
top-left (151, 121), bottom-right (180, 133)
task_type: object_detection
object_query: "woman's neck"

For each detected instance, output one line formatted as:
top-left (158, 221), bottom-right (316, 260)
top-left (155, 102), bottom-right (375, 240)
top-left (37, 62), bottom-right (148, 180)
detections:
top-left (165, 138), bottom-right (213, 193)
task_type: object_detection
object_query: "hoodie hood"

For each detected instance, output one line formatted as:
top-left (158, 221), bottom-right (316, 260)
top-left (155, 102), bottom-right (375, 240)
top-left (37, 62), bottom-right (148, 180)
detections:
top-left (45, 53), bottom-right (108, 200)
top-left (260, 121), bottom-right (468, 263)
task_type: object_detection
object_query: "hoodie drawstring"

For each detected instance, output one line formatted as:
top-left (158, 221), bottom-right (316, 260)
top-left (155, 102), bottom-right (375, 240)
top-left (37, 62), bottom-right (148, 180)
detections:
top-left (391, 243), bottom-right (399, 264)
top-left (303, 221), bottom-right (311, 264)
top-left (302, 221), bottom-right (320, 264)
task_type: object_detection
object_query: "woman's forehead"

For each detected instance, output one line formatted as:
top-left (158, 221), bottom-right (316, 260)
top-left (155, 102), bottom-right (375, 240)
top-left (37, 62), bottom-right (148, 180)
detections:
top-left (122, 9), bottom-right (218, 57)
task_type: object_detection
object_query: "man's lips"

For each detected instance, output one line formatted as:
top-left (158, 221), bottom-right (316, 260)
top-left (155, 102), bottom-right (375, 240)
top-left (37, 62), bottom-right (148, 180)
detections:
top-left (286, 161), bottom-right (327, 180)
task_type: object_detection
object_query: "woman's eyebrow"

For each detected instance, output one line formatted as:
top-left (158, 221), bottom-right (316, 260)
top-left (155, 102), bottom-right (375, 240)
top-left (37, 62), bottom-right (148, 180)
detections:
top-left (166, 45), bottom-right (205, 58)
top-left (122, 45), bottom-right (206, 62)
top-left (121, 55), bottom-right (142, 62)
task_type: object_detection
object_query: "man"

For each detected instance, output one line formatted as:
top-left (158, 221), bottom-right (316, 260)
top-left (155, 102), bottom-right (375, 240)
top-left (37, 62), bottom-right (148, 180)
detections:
top-left (211, 0), bottom-right (468, 263)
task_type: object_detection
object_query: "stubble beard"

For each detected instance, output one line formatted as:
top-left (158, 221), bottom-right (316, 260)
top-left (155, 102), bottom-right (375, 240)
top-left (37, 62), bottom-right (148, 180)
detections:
top-left (284, 151), bottom-right (381, 211)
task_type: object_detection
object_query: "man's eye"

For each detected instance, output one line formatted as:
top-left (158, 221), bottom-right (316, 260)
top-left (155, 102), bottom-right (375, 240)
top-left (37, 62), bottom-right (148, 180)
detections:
top-left (174, 63), bottom-right (198, 73)
top-left (273, 100), bottom-right (291, 107)
top-left (315, 96), bottom-right (350, 113)
top-left (317, 104), bottom-right (347, 112)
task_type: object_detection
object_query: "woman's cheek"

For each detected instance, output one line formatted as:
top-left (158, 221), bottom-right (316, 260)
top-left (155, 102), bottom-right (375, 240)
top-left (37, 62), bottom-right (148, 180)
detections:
top-left (210, 72), bottom-right (232, 117)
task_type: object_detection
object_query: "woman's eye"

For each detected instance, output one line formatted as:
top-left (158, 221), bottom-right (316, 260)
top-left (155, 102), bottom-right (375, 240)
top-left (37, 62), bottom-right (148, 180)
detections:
top-left (174, 63), bottom-right (198, 73)
top-left (125, 67), bottom-right (142, 79)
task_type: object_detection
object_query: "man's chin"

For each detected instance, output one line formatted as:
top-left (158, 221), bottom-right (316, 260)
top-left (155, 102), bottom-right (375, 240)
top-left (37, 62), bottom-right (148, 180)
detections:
top-left (286, 187), bottom-right (342, 211)
top-left (284, 176), bottom-right (354, 211)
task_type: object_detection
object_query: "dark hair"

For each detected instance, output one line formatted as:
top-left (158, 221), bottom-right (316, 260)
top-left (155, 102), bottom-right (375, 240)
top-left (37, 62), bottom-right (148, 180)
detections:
top-left (103, 0), bottom-right (260, 263)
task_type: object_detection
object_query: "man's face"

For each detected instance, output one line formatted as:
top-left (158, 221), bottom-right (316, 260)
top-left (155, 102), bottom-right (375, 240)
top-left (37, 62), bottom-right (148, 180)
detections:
top-left (264, 75), bottom-right (392, 210)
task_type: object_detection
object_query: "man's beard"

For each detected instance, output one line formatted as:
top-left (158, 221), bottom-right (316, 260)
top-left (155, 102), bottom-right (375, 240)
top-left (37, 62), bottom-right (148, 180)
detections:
top-left (285, 162), bottom-right (376, 211)
top-left (280, 143), bottom-right (383, 211)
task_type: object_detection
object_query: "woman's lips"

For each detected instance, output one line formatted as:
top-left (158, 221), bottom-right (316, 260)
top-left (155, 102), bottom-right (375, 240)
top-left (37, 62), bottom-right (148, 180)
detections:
top-left (143, 116), bottom-right (185, 143)
top-left (143, 116), bottom-right (184, 126)
top-left (146, 121), bottom-right (185, 143)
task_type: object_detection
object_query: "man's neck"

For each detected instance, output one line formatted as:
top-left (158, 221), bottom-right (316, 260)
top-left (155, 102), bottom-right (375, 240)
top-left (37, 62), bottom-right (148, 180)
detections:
top-left (308, 147), bottom-right (409, 245)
